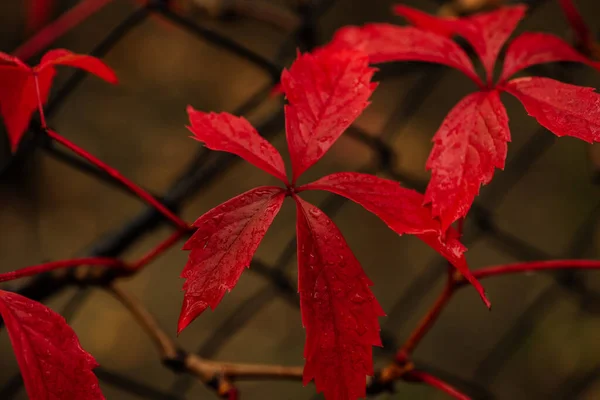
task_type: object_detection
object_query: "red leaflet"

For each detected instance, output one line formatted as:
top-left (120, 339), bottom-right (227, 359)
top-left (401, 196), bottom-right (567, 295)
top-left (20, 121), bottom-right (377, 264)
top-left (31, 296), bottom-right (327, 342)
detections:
top-left (500, 32), bottom-right (600, 83)
top-left (392, 4), bottom-right (456, 37)
top-left (299, 172), bottom-right (489, 306)
top-left (424, 90), bottom-right (509, 232)
top-left (0, 290), bottom-right (103, 400)
top-left (0, 49), bottom-right (117, 152)
top-left (179, 186), bottom-right (285, 333)
top-left (25, 0), bottom-right (54, 33)
top-left (331, 24), bottom-right (482, 86)
top-left (294, 196), bottom-right (385, 400)
top-left (504, 77), bottom-right (600, 143)
top-left (186, 108), bottom-right (288, 183)
top-left (281, 49), bottom-right (376, 183)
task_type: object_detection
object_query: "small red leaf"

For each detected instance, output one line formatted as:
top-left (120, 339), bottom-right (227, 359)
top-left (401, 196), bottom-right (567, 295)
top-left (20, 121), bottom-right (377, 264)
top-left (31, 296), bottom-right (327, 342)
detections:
top-left (0, 64), bottom-right (54, 151)
top-left (294, 196), bottom-right (384, 400)
top-left (331, 24), bottom-right (482, 86)
top-left (0, 290), bottom-right (103, 400)
top-left (37, 49), bottom-right (118, 84)
top-left (558, 0), bottom-right (593, 51)
top-left (281, 49), bottom-right (376, 183)
top-left (186, 108), bottom-right (288, 183)
top-left (299, 172), bottom-right (489, 306)
top-left (504, 77), bottom-right (600, 143)
top-left (499, 32), bottom-right (600, 83)
top-left (25, 0), bottom-right (55, 33)
top-left (392, 4), bottom-right (456, 37)
top-left (424, 90), bottom-right (510, 233)
top-left (179, 186), bottom-right (285, 333)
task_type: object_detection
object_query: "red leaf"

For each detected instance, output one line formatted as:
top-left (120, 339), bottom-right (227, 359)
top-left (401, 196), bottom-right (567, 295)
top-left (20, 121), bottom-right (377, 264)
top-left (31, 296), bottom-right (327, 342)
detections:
top-left (0, 290), bottom-right (103, 400)
top-left (281, 49), bottom-right (377, 183)
top-left (0, 49), bottom-right (117, 152)
top-left (299, 172), bottom-right (489, 307)
top-left (37, 49), bottom-right (118, 84)
top-left (392, 4), bottom-right (456, 37)
top-left (25, 0), bottom-right (55, 33)
top-left (0, 64), bottom-right (55, 151)
top-left (331, 24), bottom-right (482, 86)
top-left (450, 5), bottom-right (527, 82)
top-left (186, 108), bottom-right (288, 183)
top-left (294, 196), bottom-right (385, 400)
top-left (178, 186), bottom-right (285, 333)
top-left (424, 90), bottom-right (510, 233)
top-left (499, 32), bottom-right (600, 83)
top-left (504, 77), bottom-right (600, 143)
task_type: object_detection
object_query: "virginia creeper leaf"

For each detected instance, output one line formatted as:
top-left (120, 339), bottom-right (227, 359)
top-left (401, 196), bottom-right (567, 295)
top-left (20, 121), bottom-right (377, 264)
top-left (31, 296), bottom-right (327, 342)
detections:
top-left (424, 90), bottom-right (510, 234)
top-left (392, 4), bottom-right (456, 37)
top-left (558, 0), bottom-right (593, 50)
top-left (179, 186), bottom-right (285, 333)
top-left (300, 172), bottom-right (489, 306)
top-left (0, 290), bottom-right (103, 400)
top-left (504, 77), bottom-right (600, 143)
top-left (294, 196), bottom-right (385, 400)
top-left (500, 32), bottom-right (600, 83)
top-left (281, 49), bottom-right (376, 182)
top-left (0, 49), bottom-right (117, 152)
top-left (25, 0), bottom-right (54, 33)
top-left (186, 107), bottom-right (288, 183)
top-left (331, 24), bottom-right (481, 85)
top-left (37, 49), bottom-right (118, 84)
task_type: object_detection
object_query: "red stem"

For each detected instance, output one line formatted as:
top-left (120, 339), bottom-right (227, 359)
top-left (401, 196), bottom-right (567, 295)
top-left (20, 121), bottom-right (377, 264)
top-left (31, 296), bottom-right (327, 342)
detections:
top-left (472, 259), bottom-right (600, 280)
top-left (396, 279), bottom-right (454, 360)
top-left (14, 0), bottom-right (116, 61)
top-left (130, 230), bottom-right (187, 270)
top-left (0, 257), bottom-right (124, 283)
top-left (406, 370), bottom-right (471, 400)
top-left (45, 129), bottom-right (191, 230)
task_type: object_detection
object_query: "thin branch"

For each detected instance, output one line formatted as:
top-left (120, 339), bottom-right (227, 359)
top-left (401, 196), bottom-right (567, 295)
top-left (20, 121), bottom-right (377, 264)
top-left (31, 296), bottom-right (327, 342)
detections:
top-left (0, 258), bottom-right (124, 283)
top-left (470, 259), bottom-right (600, 280)
top-left (405, 370), bottom-right (471, 400)
top-left (46, 129), bottom-right (191, 230)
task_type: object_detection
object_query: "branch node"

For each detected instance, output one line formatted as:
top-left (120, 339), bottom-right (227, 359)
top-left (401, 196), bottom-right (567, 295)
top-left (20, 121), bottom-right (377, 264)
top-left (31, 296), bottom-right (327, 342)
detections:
top-left (162, 349), bottom-right (189, 373)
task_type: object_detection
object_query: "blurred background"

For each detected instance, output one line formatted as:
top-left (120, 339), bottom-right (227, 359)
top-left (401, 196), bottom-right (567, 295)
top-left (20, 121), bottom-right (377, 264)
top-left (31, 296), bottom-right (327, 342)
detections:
top-left (1, 0), bottom-right (600, 399)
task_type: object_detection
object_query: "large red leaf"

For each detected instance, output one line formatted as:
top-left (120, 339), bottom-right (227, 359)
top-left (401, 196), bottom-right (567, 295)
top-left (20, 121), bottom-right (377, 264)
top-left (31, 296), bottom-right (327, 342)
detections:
top-left (186, 108), bottom-right (287, 183)
top-left (281, 49), bottom-right (376, 183)
top-left (331, 24), bottom-right (482, 85)
top-left (299, 172), bottom-right (489, 307)
top-left (178, 186), bottom-right (285, 333)
top-left (424, 90), bottom-right (510, 234)
top-left (294, 196), bottom-right (385, 400)
top-left (37, 49), bottom-right (118, 84)
top-left (0, 290), bottom-right (103, 400)
top-left (504, 77), bottom-right (600, 143)
top-left (0, 65), bottom-right (55, 151)
top-left (499, 33), bottom-right (600, 83)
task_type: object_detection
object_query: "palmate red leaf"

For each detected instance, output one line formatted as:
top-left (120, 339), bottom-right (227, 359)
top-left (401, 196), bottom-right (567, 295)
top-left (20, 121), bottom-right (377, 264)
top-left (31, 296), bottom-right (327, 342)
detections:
top-left (281, 49), bottom-right (377, 183)
top-left (424, 90), bottom-right (510, 234)
top-left (0, 49), bottom-right (117, 152)
top-left (499, 32), bottom-right (600, 83)
top-left (299, 172), bottom-right (489, 306)
top-left (392, 4), bottom-right (526, 82)
top-left (0, 290), bottom-right (103, 400)
top-left (331, 24), bottom-right (482, 85)
top-left (186, 108), bottom-right (287, 183)
top-left (504, 77), bottom-right (600, 143)
top-left (294, 196), bottom-right (385, 400)
top-left (178, 186), bottom-right (285, 333)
